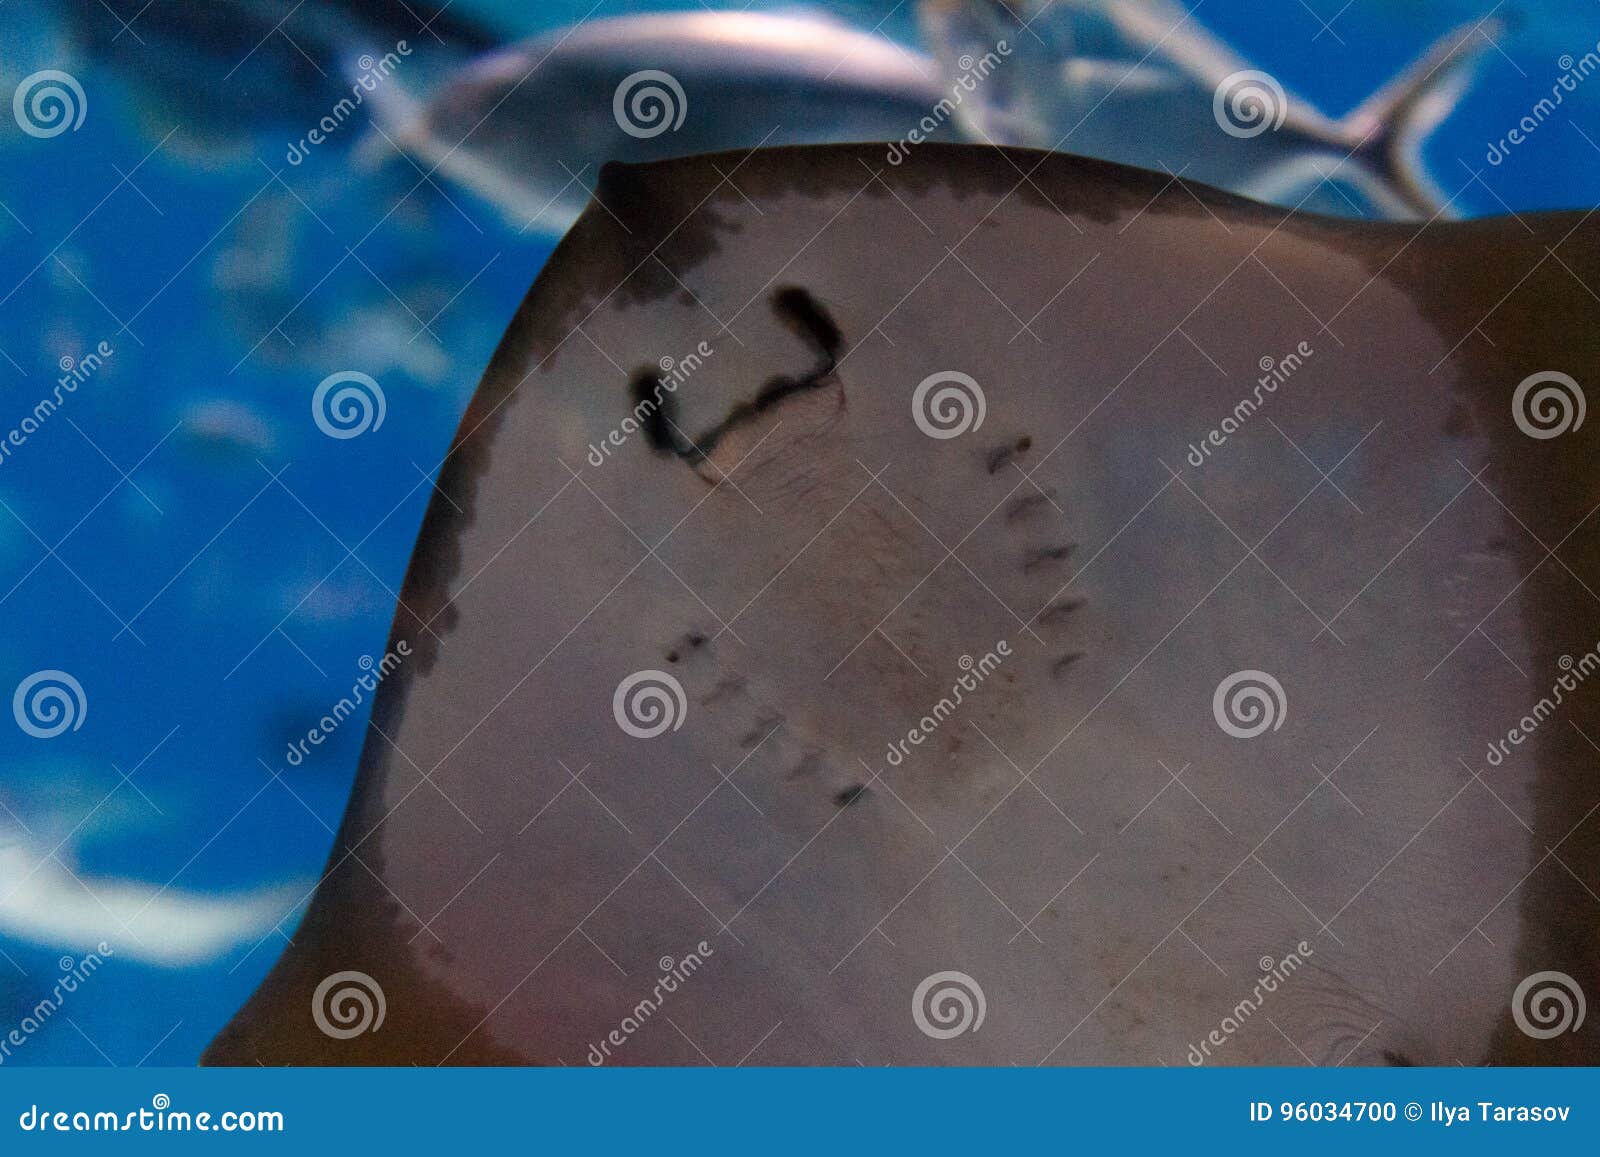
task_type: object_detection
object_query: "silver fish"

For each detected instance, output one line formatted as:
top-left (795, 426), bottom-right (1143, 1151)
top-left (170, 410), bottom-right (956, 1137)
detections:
top-left (920, 0), bottom-right (1503, 218)
top-left (384, 10), bottom-right (952, 232)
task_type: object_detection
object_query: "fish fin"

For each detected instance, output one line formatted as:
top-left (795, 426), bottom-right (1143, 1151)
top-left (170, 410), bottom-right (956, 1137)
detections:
top-left (1337, 18), bottom-right (1507, 216)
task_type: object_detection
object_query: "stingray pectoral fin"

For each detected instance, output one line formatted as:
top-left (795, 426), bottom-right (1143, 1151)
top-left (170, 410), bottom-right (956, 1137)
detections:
top-left (208, 143), bottom-right (1600, 1066)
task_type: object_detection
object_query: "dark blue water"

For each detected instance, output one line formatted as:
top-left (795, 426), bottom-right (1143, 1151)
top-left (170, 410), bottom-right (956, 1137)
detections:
top-left (1, 0), bottom-right (1596, 1065)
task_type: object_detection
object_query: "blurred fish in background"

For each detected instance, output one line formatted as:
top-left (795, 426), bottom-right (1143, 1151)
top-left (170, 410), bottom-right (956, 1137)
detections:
top-left (1, 0), bottom-right (1597, 1065)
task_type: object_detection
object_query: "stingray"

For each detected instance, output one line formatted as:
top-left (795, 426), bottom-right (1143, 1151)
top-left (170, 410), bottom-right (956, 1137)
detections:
top-left (207, 142), bottom-right (1600, 1066)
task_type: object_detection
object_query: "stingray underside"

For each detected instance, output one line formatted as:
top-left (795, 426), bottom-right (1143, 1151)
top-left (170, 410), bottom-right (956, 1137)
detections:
top-left (206, 143), bottom-right (1600, 1066)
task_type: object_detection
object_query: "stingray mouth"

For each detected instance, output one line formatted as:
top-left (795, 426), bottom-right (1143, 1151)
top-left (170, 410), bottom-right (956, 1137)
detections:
top-left (633, 285), bottom-right (845, 469)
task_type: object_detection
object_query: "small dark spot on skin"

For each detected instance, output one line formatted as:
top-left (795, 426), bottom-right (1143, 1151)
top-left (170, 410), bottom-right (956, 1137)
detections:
top-left (834, 783), bottom-right (870, 807)
top-left (1024, 544), bottom-right (1076, 571)
top-left (1051, 652), bottom-right (1085, 678)
top-left (631, 368), bottom-right (684, 455)
top-left (773, 286), bottom-right (842, 360)
top-left (788, 751), bottom-right (824, 780)
top-left (1038, 597), bottom-right (1086, 624)
top-left (741, 714), bottom-right (784, 746)
top-left (1382, 1049), bottom-right (1414, 1066)
top-left (702, 677), bottom-right (745, 705)
top-left (985, 435), bottom-right (1035, 474)
top-left (666, 650), bottom-right (679, 663)
top-left (1007, 492), bottom-right (1056, 522)
top-left (687, 632), bottom-right (706, 649)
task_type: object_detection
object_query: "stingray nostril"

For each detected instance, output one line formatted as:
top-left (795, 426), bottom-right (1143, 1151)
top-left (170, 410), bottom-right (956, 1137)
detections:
top-left (772, 285), bottom-right (842, 360)
top-left (834, 783), bottom-right (870, 807)
top-left (1024, 544), bottom-right (1076, 571)
top-left (630, 367), bottom-right (682, 455)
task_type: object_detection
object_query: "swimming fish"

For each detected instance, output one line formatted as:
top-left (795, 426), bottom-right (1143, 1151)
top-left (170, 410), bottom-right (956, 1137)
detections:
top-left (919, 0), bottom-right (1503, 218)
top-left (0, 839), bottom-right (303, 968)
top-left (379, 10), bottom-right (954, 232)
top-left (208, 142), bottom-right (1600, 1065)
